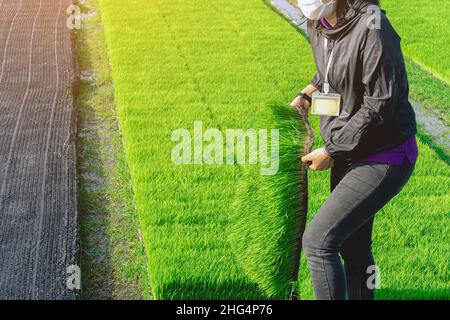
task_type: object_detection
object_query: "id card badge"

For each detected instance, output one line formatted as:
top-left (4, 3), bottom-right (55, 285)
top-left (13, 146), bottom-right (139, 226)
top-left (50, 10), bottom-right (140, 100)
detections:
top-left (311, 92), bottom-right (341, 117)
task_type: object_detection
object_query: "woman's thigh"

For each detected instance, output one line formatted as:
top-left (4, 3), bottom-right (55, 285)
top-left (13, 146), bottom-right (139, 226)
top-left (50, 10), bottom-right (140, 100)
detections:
top-left (305, 162), bottom-right (414, 251)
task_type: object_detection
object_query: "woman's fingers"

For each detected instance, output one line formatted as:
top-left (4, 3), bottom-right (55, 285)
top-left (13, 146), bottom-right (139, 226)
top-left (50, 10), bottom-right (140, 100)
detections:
top-left (291, 96), bottom-right (311, 116)
top-left (302, 148), bottom-right (334, 171)
top-left (291, 96), bottom-right (307, 108)
top-left (301, 153), bottom-right (313, 163)
top-left (309, 163), bottom-right (318, 170)
top-left (300, 100), bottom-right (310, 114)
top-left (290, 96), bottom-right (302, 108)
top-left (302, 101), bottom-right (310, 115)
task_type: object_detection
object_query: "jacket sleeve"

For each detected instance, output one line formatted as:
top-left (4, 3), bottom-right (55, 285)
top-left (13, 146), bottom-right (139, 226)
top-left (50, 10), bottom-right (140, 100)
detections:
top-left (297, 72), bottom-right (321, 96)
top-left (311, 72), bottom-right (321, 89)
top-left (324, 27), bottom-right (398, 160)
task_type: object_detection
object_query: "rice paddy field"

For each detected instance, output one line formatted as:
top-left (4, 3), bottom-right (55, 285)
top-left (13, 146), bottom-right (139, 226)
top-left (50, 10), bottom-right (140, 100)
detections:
top-left (383, 0), bottom-right (450, 85)
top-left (383, 0), bottom-right (450, 125)
top-left (97, 0), bottom-right (450, 299)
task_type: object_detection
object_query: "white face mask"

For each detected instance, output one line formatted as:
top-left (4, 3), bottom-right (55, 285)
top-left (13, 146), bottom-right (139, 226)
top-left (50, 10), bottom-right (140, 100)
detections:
top-left (298, 0), bottom-right (336, 20)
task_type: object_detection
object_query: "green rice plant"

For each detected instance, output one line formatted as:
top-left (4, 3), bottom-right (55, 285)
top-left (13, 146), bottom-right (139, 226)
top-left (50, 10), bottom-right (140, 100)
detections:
top-left (98, 0), bottom-right (449, 299)
top-left (382, 0), bottom-right (450, 124)
top-left (383, 0), bottom-right (450, 85)
top-left (97, 0), bottom-right (317, 299)
top-left (229, 104), bottom-right (313, 299)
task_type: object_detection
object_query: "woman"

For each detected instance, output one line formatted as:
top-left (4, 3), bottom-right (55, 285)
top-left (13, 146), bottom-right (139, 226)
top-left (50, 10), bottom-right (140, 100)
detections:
top-left (291, 0), bottom-right (418, 300)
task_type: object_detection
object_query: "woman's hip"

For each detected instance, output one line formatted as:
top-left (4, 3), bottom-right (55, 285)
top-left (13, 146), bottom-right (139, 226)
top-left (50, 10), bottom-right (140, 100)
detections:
top-left (330, 161), bottom-right (415, 218)
top-left (306, 161), bottom-right (415, 248)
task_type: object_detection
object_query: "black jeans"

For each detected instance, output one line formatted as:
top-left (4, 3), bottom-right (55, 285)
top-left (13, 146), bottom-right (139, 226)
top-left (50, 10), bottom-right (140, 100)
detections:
top-left (302, 161), bottom-right (415, 300)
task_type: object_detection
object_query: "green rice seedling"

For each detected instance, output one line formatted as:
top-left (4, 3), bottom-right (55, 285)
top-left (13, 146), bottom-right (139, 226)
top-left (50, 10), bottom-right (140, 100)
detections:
top-left (97, 0), bottom-right (317, 299)
top-left (382, 0), bottom-right (450, 124)
top-left (229, 104), bottom-right (313, 299)
top-left (98, 0), bottom-right (449, 299)
top-left (383, 0), bottom-right (450, 85)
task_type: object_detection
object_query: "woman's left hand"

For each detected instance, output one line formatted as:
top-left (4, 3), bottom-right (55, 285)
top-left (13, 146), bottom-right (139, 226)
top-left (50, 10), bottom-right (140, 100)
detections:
top-left (301, 148), bottom-right (334, 171)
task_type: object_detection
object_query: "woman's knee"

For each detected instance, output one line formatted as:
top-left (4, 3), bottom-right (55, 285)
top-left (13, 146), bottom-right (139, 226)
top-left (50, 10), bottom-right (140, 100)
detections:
top-left (302, 223), bottom-right (335, 257)
top-left (302, 226), bottom-right (317, 257)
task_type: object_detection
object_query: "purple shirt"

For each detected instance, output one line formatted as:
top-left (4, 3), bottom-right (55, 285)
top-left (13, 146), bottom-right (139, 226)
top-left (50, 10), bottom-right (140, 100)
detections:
top-left (320, 17), bottom-right (333, 29)
top-left (319, 18), bottom-right (419, 165)
top-left (358, 136), bottom-right (419, 165)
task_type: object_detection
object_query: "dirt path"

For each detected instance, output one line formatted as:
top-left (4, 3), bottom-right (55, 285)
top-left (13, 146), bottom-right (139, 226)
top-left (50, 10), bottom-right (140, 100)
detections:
top-left (76, 0), bottom-right (150, 299)
top-left (0, 0), bottom-right (78, 299)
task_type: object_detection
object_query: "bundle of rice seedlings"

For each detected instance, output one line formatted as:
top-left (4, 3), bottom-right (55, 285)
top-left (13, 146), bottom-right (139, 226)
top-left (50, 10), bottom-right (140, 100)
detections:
top-left (228, 104), bottom-right (313, 300)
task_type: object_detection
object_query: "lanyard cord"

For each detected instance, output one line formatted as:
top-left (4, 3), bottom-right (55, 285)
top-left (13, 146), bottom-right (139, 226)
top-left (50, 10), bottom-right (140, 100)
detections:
top-left (323, 38), bottom-right (335, 94)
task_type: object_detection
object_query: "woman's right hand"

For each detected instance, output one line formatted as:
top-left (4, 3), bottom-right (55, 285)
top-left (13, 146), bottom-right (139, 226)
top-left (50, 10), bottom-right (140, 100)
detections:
top-left (290, 94), bottom-right (311, 115)
top-left (290, 84), bottom-right (318, 115)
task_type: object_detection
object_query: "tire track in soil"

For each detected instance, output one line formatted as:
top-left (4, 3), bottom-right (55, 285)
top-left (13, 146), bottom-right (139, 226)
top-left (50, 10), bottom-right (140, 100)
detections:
top-left (31, 0), bottom-right (63, 299)
top-left (0, 0), bottom-right (78, 299)
top-left (0, 0), bottom-right (22, 82)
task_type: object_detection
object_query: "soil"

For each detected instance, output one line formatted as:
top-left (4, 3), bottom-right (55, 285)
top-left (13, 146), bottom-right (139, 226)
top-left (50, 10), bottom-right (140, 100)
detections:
top-left (0, 0), bottom-right (79, 299)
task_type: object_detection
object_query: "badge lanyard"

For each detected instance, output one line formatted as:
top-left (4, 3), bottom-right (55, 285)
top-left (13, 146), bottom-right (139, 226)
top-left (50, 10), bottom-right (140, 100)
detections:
top-left (310, 37), bottom-right (341, 117)
top-left (323, 37), bottom-right (335, 95)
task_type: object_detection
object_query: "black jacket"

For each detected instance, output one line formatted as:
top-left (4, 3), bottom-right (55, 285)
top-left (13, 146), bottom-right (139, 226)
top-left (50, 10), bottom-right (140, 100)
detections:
top-left (307, 0), bottom-right (417, 162)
